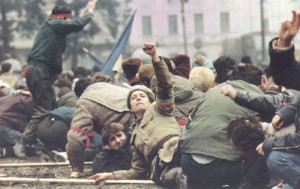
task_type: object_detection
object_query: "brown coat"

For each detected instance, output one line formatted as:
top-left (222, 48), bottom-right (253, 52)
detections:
top-left (66, 83), bottom-right (133, 172)
top-left (113, 58), bottom-right (181, 180)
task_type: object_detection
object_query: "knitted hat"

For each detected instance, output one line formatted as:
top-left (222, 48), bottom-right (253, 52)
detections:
top-left (171, 54), bottom-right (190, 67)
top-left (193, 55), bottom-right (214, 69)
top-left (122, 58), bottom-right (142, 80)
top-left (127, 85), bottom-right (155, 110)
top-left (170, 54), bottom-right (191, 79)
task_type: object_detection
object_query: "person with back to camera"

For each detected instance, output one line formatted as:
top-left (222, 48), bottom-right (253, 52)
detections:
top-left (13, 0), bottom-right (98, 158)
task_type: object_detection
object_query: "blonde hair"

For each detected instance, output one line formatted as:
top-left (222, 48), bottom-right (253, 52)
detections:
top-left (189, 67), bottom-right (215, 92)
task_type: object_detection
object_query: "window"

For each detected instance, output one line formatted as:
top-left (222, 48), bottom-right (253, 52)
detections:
top-left (168, 15), bottom-right (178, 35)
top-left (194, 13), bottom-right (204, 33)
top-left (220, 12), bottom-right (230, 33)
top-left (142, 16), bottom-right (152, 36)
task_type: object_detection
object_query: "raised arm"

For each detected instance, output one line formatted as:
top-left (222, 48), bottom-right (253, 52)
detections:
top-left (277, 10), bottom-right (300, 48)
top-left (142, 43), bottom-right (174, 116)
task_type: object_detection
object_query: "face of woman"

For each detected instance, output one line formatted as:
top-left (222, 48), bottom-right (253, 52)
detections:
top-left (129, 90), bottom-right (151, 116)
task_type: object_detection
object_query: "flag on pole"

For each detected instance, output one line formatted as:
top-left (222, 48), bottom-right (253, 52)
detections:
top-left (83, 48), bottom-right (105, 70)
top-left (101, 10), bottom-right (136, 77)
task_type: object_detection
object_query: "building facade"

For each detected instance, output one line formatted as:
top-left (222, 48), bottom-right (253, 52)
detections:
top-left (128, 0), bottom-right (300, 64)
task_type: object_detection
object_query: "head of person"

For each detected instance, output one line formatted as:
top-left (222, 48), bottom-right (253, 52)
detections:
top-left (0, 80), bottom-right (10, 97)
top-left (240, 55), bottom-right (253, 64)
top-left (1, 63), bottom-right (13, 74)
top-left (213, 55), bottom-right (236, 84)
top-left (228, 64), bottom-right (268, 91)
top-left (127, 85), bottom-right (155, 119)
top-left (102, 123), bottom-right (127, 150)
top-left (74, 78), bottom-right (94, 97)
top-left (227, 116), bottom-right (265, 158)
top-left (189, 67), bottom-right (216, 92)
top-left (138, 64), bottom-right (155, 88)
top-left (50, 6), bottom-right (72, 20)
top-left (122, 58), bottom-right (142, 82)
top-left (170, 54), bottom-right (191, 79)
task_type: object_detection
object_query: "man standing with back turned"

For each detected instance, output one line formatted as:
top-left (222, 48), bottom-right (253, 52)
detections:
top-left (14, 0), bottom-right (98, 158)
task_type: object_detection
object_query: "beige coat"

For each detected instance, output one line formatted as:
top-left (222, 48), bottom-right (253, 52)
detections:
top-left (113, 58), bottom-right (181, 180)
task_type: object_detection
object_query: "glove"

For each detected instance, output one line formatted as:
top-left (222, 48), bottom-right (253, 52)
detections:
top-left (70, 169), bottom-right (93, 178)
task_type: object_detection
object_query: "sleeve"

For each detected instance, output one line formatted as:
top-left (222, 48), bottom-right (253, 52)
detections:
top-left (152, 58), bottom-right (175, 116)
top-left (113, 145), bottom-right (148, 179)
top-left (50, 12), bottom-right (94, 35)
top-left (66, 99), bottom-right (95, 172)
top-left (275, 90), bottom-right (299, 126)
top-left (269, 37), bottom-right (300, 90)
top-left (234, 91), bottom-right (287, 121)
top-left (262, 132), bottom-right (300, 154)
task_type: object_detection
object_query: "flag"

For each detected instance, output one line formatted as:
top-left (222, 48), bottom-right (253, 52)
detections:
top-left (101, 10), bottom-right (136, 77)
top-left (83, 48), bottom-right (105, 70)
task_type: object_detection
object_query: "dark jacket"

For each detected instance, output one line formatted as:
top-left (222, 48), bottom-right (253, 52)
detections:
top-left (234, 89), bottom-right (295, 123)
top-left (92, 139), bottom-right (132, 174)
top-left (269, 37), bottom-right (300, 90)
top-left (233, 88), bottom-right (300, 154)
top-left (27, 13), bottom-right (94, 74)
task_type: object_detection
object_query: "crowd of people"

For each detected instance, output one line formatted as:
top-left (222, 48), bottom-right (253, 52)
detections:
top-left (1, 0), bottom-right (300, 188)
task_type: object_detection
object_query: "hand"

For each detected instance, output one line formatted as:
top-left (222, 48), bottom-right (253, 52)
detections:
top-left (256, 143), bottom-right (265, 156)
top-left (272, 114), bottom-right (284, 130)
top-left (142, 43), bottom-right (159, 62)
top-left (277, 10), bottom-right (300, 47)
top-left (88, 172), bottom-right (115, 183)
top-left (70, 169), bottom-right (93, 178)
top-left (220, 84), bottom-right (237, 100)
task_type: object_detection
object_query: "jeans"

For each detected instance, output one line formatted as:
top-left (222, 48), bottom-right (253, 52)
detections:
top-left (0, 125), bottom-right (21, 147)
top-left (266, 151), bottom-right (300, 188)
top-left (181, 153), bottom-right (268, 188)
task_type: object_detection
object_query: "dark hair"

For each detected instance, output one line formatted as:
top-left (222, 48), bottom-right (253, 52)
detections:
top-left (227, 116), bottom-right (265, 158)
top-left (74, 78), bottom-right (94, 97)
top-left (138, 64), bottom-right (155, 88)
top-left (51, 6), bottom-right (71, 15)
top-left (72, 66), bottom-right (91, 79)
top-left (122, 58), bottom-right (142, 81)
top-left (91, 72), bottom-right (113, 83)
top-left (240, 56), bottom-right (252, 64)
top-left (102, 123), bottom-right (125, 146)
top-left (55, 75), bottom-right (72, 89)
top-left (1, 63), bottom-right (12, 73)
top-left (213, 56), bottom-right (235, 84)
top-left (228, 64), bottom-right (263, 86)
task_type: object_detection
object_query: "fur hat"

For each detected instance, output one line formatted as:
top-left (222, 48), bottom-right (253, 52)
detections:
top-left (171, 54), bottom-right (190, 67)
top-left (122, 58), bottom-right (142, 80)
top-left (127, 85), bottom-right (155, 110)
top-left (138, 64), bottom-right (155, 87)
top-left (193, 55), bottom-right (214, 69)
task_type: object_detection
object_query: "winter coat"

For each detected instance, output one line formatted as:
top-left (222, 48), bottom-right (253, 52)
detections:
top-left (113, 58), bottom-right (181, 180)
top-left (269, 37), bottom-right (300, 90)
top-left (0, 93), bottom-right (33, 132)
top-left (181, 80), bottom-right (263, 161)
top-left (66, 83), bottom-right (133, 172)
top-left (27, 13), bottom-right (94, 74)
